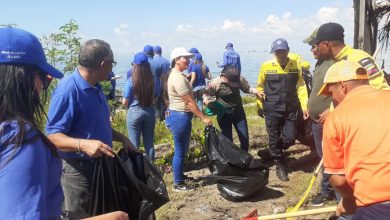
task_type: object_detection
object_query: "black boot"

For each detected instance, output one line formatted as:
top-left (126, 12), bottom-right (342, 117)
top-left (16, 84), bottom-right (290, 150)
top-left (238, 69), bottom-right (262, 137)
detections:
top-left (274, 160), bottom-right (289, 181)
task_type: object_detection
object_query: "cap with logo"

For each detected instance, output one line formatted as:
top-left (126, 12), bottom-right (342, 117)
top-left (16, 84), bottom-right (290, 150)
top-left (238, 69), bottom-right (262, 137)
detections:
top-left (318, 60), bottom-right (368, 96)
top-left (304, 22), bottom-right (344, 45)
top-left (270, 38), bottom-right (289, 53)
top-left (0, 27), bottom-right (63, 78)
top-left (170, 47), bottom-right (193, 62)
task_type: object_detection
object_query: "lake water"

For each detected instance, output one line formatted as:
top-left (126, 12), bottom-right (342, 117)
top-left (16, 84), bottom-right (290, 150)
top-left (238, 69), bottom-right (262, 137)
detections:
top-left (112, 50), bottom-right (280, 92)
top-left (112, 50), bottom-right (390, 92)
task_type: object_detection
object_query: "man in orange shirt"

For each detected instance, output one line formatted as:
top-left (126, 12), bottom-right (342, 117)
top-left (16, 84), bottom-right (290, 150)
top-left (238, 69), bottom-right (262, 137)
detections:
top-left (319, 60), bottom-right (390, 219)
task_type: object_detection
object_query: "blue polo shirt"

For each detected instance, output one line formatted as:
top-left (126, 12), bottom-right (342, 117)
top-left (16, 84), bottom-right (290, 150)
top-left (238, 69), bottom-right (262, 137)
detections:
top-left (0, 121), bottom-right (63, 220)
top-left (220, 48), bottom-right (241, 73)
top-left (46, 69), bottom-right (113, 159)
top-left (154, 54), bottom-right (170, 75)
top-left (123, 77), bottom-right (140, 107)
top-left (148, 56), bottom-right (163, 97)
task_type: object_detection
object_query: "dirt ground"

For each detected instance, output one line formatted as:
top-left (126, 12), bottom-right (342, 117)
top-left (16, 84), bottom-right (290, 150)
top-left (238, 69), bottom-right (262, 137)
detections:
top-left (156, 142), bottom-right (338, 220)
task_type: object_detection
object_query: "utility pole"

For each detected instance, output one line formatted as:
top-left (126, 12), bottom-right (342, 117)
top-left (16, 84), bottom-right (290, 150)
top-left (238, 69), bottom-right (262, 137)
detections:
top-left (353, 0), bottom-right (377, 55)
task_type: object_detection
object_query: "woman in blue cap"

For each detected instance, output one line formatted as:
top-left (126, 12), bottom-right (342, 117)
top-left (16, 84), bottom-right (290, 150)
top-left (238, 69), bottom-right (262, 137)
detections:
top-left (0, 27), bottom-right (127, 220)
top-left (189, 53), bottom-right (211, 111)
top-left (122, 52), bottom-right (156, 160)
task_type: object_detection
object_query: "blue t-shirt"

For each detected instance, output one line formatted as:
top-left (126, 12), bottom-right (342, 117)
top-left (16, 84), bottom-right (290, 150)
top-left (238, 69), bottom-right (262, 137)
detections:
top-left (0, 121), bottom-right (63, 220)
top-left (123, 77), bottom-right (140, 107)
top-left (189, 63), bottom-right (209, 89)
top-left (46, 69), bottom-right (113, 159)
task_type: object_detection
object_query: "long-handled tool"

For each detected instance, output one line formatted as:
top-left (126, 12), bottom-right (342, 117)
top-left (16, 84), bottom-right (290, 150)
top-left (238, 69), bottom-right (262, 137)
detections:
top-left (243, 206), bottom-right (336, 220)
top-left (285, 158), bottom-right (324, 219)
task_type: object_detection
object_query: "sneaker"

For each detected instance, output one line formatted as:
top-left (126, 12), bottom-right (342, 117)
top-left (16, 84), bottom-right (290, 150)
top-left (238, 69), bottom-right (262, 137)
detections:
top-left (173, 184), bottom-right (194, 192)
top-left (310, 193), bottom-right (335, 207)
top-left (257, 148), bottom-right (273, 162)
top-left (182, 174), bottom-right (195, 181)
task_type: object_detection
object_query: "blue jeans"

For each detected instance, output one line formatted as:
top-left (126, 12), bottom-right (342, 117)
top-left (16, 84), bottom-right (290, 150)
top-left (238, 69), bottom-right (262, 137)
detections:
top-left (217, 106), bottom-right (249, 152)
top-left (165, 110), bottom-right (193, 185)
top-left (312, 121), bottom-right (333, 196)
top-left (193, 87), bottom-right (205, 112)
top-left (126, 106), bottom-right (156, 160)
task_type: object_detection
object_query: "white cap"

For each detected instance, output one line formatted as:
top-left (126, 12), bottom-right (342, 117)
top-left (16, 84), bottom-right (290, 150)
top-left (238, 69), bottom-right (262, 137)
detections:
top-left (170, 47), bottom-right (193, 62)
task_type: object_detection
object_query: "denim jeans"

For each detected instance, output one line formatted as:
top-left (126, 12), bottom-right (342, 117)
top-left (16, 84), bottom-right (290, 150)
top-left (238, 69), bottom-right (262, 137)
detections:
top-left (165, 110), bottom-right (193, 185)
top-left (126, 105), bottom-right (156, 160)
top-left (217, 106), bottom-right (249, 152)
top-left (193, 87), bottom-right (205, 112)
top-left (61, 159), bottom-right (95, 219)
top-left (312, 121), bottom-right (333, 196)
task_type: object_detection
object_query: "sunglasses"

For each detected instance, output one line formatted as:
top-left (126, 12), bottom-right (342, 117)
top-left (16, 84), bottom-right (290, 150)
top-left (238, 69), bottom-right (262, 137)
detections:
top-left (37, 72), bottom-right (53, 89)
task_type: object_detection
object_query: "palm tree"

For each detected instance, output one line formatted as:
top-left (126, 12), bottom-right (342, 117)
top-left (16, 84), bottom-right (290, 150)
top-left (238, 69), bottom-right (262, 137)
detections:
top-left (376, 0), bottom-right (390, 50)
top-left (353, 0), bottom-right (390, 54)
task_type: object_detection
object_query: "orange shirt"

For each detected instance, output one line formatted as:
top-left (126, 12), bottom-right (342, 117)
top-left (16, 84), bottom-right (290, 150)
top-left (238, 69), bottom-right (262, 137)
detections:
top-left (323, 85), bottom-right (390, 206)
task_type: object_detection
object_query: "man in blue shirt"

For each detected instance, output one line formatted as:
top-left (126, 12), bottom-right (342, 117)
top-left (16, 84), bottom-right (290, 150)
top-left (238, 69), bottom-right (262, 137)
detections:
top-left (153, 45), bottom-right (170, 120)
top-left (218, 42), bottom-right (241, 73)
top-left (46, 39), bottom-right (137, 218)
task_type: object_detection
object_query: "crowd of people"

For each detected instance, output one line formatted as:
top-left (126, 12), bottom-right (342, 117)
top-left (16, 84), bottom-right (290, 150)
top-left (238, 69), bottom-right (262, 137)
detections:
top-left (1, 21), bottom-right (390, 220)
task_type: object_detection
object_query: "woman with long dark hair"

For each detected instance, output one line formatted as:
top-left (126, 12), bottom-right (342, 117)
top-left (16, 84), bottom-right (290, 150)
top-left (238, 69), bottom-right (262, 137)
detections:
top-left (0, 27), bottom-right (127, 220)
top-left (122, 52), bottom-right (156, 160)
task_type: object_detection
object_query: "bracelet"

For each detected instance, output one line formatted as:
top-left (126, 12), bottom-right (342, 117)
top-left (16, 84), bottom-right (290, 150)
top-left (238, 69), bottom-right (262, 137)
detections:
top-left (76, 139), bottom-right (83, 156)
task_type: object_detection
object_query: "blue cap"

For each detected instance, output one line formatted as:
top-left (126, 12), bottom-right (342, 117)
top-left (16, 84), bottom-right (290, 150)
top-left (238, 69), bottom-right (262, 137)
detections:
top-left (189, 47), bottom-right (199, 54)
top-left (153, 45), bottom-right (162, 54)
top-left (225, 42), bottom-right (233, 49)
top-left (0, 27), bottom-right (63, 78)
top-left (133, 52), bottom-right (149, 65)
top-left (270, 38), bottom-right (289, 53)
top-left (143, 45), bottom-right (153, 56)
top-left (195, 53), bottom-right (202, 61)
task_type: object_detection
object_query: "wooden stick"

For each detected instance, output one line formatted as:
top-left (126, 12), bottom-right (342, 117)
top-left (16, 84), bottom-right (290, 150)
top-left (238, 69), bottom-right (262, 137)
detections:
top-left (255, 206), bottom-right (337, 220)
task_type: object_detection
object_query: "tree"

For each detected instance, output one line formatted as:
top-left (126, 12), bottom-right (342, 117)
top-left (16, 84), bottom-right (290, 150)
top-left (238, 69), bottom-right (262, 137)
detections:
top-left (41, 19), bottom-right (81, 74)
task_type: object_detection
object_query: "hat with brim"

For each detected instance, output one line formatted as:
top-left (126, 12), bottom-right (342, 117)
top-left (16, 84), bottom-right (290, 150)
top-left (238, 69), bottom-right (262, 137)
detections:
top-left (304, 23), bottom-right (344, 46)
top-left (170, 47), bottom-right (194, 62)
top-left (303, 28), bottom-right (319, 45)
top-left (0, 27), bottom-right (64, 78)
top-left (317, 60), bottom-right (368, 96)
top-left (270, 38), bottom-right (289, 53)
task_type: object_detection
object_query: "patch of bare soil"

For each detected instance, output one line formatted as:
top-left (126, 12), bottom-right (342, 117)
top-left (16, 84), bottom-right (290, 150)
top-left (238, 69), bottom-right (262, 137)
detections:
top-left (156, 143), bottom-right (337, 220)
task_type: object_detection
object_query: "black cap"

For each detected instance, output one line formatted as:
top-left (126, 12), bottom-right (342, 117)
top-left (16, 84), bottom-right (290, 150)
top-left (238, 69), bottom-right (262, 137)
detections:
top-left (304, 22), bottom-right (344, 45)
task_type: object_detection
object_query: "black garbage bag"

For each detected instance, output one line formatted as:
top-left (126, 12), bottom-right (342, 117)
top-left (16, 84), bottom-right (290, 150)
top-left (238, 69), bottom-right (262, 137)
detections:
top-left (205, 126), bottom-right (265, 176)
top-left (217, 170), bottom-right (269, 201)
top-left (88, 149), bottom-right (169, 220)
top-left (205, 126), bottom-right (269, 201)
